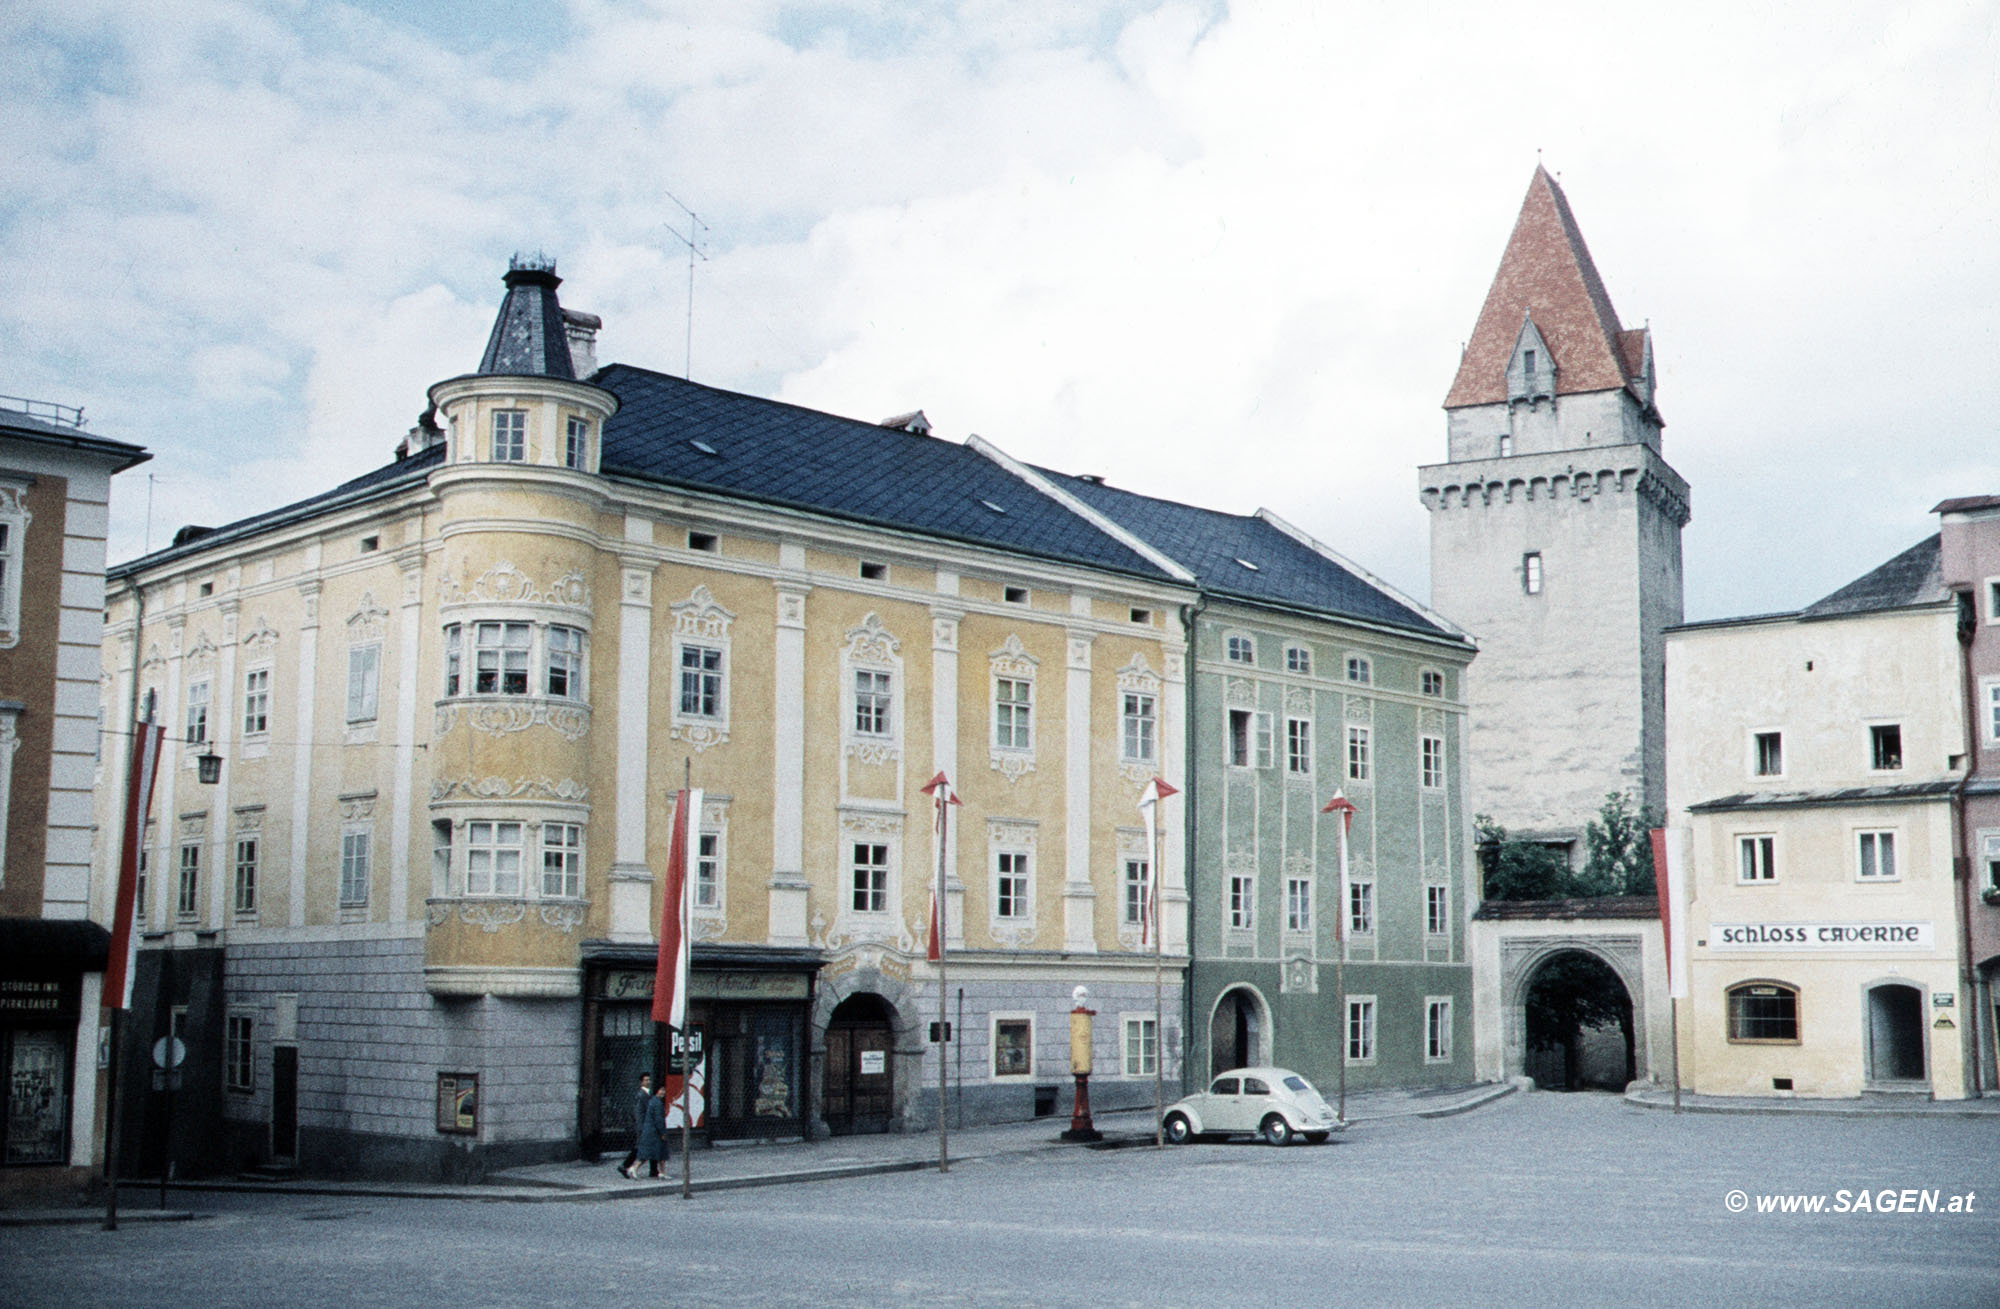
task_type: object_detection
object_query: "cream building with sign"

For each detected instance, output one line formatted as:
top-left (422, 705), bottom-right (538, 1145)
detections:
top-left (1666, 536), bottom-right (1972, 1098)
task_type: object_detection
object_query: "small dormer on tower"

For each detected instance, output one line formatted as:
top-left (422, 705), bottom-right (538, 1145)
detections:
top-left (1506, 315), bottom-right (1556, 408)
top-left (428, 256), bottom-right (618, 477)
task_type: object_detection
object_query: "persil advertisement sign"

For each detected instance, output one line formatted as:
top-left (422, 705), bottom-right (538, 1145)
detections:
top-left (1709, 921), bottom-right (1934, 952)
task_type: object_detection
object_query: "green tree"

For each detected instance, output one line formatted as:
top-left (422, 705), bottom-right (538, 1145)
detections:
top-left (1523, 951), bottom-right (1635, 1090)
top-left (1579, 790), bottom-right (1657, 898)
top-left (1474, 814), bottom-right (1574, 901)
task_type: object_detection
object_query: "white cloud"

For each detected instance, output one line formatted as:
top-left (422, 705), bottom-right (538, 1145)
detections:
top-left (0, 0), bottom-right (1992, 620)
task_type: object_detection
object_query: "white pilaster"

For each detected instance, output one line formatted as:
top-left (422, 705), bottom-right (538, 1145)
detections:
top-left (155, 616), bottom-right (183, 934)
top-left (608, 552), bottom-right (655, 942)
top-left (1064, 625), bottom-right (1096, 952)
top-left (1161, 643), bottom-right (1189, 955)
top-left (768, 542), bottom-right (811, 945)
top-left (290, 580), bottom-right (321, 928)
top-left (206, 603), bottom-right (238, 927)
top-left (932, 605), bottom-right (964, 948)
top-left (389, 553), bottom-right (424, 922)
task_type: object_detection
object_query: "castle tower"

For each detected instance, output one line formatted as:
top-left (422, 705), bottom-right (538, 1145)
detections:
top-left (1418, 168), bottom-right (1690, 854)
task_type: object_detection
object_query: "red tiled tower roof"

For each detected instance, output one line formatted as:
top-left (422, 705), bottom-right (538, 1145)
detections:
top-left (1445, 166), bottom-right (1645, 409)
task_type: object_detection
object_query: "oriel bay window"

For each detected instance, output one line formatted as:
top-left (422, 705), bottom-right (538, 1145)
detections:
top-left (440, 621), bottom-right (589, 701)
top-left (447, 820), bottom-right (588, 900)
top-left (542, 823), bottom-right (583, 898)
top-left (465, 821), bottom-right (524, 896)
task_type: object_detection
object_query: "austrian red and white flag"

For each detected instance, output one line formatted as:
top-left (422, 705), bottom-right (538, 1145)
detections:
top-left (1137, 778), bottom-right (1178, 946)
top-left (1322, 790), bottom-right (1357, 945)
top-left (651, 788), bottom-right (702, 1030)
top-left (920, 772), bottom-right (960, 963)
top-left (1650, 826), bottom-right (1690, 1000)
top-left (104, 718), bottom-right (167, 1010)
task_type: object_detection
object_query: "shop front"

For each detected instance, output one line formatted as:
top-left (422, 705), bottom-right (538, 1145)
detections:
top-left (579, 942), bottom-right (820, 1155)
top-left (1, 920), bottom-right (110, 1190)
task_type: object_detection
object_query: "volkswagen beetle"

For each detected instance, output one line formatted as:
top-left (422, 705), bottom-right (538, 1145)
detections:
top-left (1161, 1067), bottom-right (1344, 1145)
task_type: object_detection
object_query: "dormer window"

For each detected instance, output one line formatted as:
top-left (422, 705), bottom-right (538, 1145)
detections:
top-left (1508, 319), bottom-right (1555, 406)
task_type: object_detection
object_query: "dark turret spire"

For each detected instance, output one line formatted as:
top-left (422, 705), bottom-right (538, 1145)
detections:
top-left (478, 254), bottom-right (577, 379)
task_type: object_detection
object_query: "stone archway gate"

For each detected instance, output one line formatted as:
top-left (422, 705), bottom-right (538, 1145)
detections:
top-left (1469, 897), bottom-right (1670, 1086)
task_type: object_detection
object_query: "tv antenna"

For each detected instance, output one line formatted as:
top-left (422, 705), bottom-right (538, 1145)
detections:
top-left (663, 192), bottom-right (710, 380)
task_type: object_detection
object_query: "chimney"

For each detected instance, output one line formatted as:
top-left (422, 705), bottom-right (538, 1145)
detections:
top-left (563, 309), bottom-right (602, 378)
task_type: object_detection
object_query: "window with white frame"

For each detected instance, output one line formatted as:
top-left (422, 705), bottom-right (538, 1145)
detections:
top-left (135, 840), bottom-right (150, 921)
top-left (1987, 578), bottom-right (2000, 623)
top-left (242, 667), bottom-right (270, 736)
top-left (1285, 877), bottom-right (1312, 933)
top-left (474, 621), bottom-right (530, 695)
top-left (1522, 552), bottom-right (1543, 595)
top-left (541, 823), bottom-right (583, 898)
top-left (1286, 718), bottom-right (1313, 775)
top-left (1984, 831), bottom-right (2000, 892)
top-left (177, 842), bottom-right (200, 918)
top-left (1286, 646), bottom-right (1312, 675)
top-left (491, 409), bottom-right (526, 461)
top-left (444, 624), bottom-right (463, 696)
top-left (1738, 834), bottom-right (1776, 883)
top-left (995, 850), bottom-right (1031, 920)
top-left (347, 644), bottom-right (380, 723)
top-left (679, 643), bottom-right (723, 718)
top-left (695, 829), bottom-right (723, 911)
top-left (1228, 709), bottom-right (1253, 768)
top-left (1753, 731), bottom-right (1783, 777)
top-left (1225, 634), bottom-right (1255, 664)
top-left (1123, 1015), bottom-right (1158, 1076)
top-left (1122, 692), bottom-right (1157, 763)
top-left (431, 819), bottom-right (452, 898)
top-left (1869, 723), bottom-right (1902, 771)
top-left (1986, 680), bottom-right (2000, 744)
top-left (465, 821), bottom-right (524, 896)
top-left (564, 415), bottom-right (588, 470)
top-left (1347, 997), bottom-right (1376, 1062)
top-left (1347, 726), bottom-right (1371, 781)
top-left (1856, 830), bottom-right (1897, 881)
top-left (1228, 873), bottom-right (1254, 930)
top-left (995, 676), bottom-right (1032, 751)
top-left (0, 484), bottom-right (27, 645)
top-left (225, 1013), bottom-right (254, 1092)
top-left (1255, 712), bottom-right (1274, 768)
top-left (854, 670), bottom-right (893, 737)
top-left (1421, 735), bottom-right (1445, 789)
top-left (233, 836), bottom-right (258, 916)
top-left (1348, 880), bottom-right (1375, 936)
top-left (1420, 669), bottom-right (1445, 697)
top-left (1345, 655), bottom-right (1371, 685)
top-left (1425, 997), bottom-right (1453, 1062)
top-left (546, 626), bottom-right (585, 699)
top-left (1122, 857), bottom-right (1150, 929)
top-left (992, 1015), bottom-right (1034, 1079)
top-left (185, 679), bottom-right (210, 745)
top-left (851, 842), bottom-right (890, 913)
top-left (1426, 885), bottom-right (1449, 937)
top-left (340, 828), bottom-right (371, 907)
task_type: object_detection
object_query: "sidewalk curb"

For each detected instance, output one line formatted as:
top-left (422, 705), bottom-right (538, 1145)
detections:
top-left (1624, 1089), bottom-right (2000, 1119)
top-left (1345, 1082), bottom-right (1519, 1123)
top-left (0, 1209), bottom-right (199, 1228)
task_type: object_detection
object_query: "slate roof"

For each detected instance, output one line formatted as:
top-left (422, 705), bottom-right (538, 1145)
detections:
top-left (1036, 470), bottom-right (1452, 637)
top-left (1444, 166), bottom-right (1650, 411)
top-left (596, 365), bottom-right (1172, 581)
top-left (1472, 895), bottom-right (1659, 921)
top-left (478, 260), bottom-right (575, 380)
top-left (1687, 780), bottom-right (1957, 813)
top-left (1799, 533), bottom-right (1947, 618)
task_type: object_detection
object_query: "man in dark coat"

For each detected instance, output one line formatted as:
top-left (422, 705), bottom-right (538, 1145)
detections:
top-left (636, 1085), bottom-right (670, 1178)
top-left (616, 1073), bottom-right (653, 1179)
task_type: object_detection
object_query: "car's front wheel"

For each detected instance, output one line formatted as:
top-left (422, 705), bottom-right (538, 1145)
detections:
top-left (1164, 1112), bottom-right (1193, 1144)
top-left (1261, 1114), bottom-right (1293, 1147)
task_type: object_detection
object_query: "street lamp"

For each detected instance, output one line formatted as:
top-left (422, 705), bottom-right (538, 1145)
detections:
top-left (196, 746), bottom-right (222, 784)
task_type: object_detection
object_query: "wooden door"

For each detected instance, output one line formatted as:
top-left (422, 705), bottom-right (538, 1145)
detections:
top-left (271, 1045), bottom-right (298, 1160)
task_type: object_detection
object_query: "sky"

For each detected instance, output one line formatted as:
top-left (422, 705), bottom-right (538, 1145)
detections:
top-left (3, 0), bottom-right (1996, 621)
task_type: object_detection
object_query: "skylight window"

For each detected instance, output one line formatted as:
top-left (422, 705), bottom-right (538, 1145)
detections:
top-left (1234, 558), bottom-right (1260, 572)
top-left (980, 499), bottom-right (1008, 515)
top-left (689, 439), bottom-right (719, 456)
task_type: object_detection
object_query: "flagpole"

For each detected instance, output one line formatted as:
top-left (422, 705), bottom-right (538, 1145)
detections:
top-left (1324, 791), bottom-right (1355, 1124)
top-left (680, 760), bottom-right (693, 1200)
top-left (937, 787), bottom-right (949, 1176)
top-left (1153, 811), bottom-right (1165, 1150)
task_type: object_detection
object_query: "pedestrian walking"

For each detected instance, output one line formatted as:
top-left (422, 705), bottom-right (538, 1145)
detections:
top-left (615, 1073), bottom-right (653, 1178)
top-left (635, 1084), bottom-right (670, 1179)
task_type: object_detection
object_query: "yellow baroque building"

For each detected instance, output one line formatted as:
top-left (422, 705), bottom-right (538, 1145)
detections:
top-left (94, 259), bottom-right (1207, 1176)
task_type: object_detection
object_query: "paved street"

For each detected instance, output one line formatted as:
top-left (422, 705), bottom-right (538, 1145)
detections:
top-left (5, 1093), bottom-right (1998, 1308)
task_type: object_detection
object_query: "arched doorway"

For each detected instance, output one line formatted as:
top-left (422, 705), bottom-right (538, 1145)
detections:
top-left (1209, 986), bottom-right (1267, 1077)
top-left (1865, 983), bottom-right (1926, 1084)
top-left (1520, 950), bottom-right (1635, 1091)
top-left (824, 993), bottom-right (897, 1135)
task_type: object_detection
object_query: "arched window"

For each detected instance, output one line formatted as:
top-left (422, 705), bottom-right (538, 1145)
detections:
top-left (1726, 982), bottom-right (1799, 1043)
